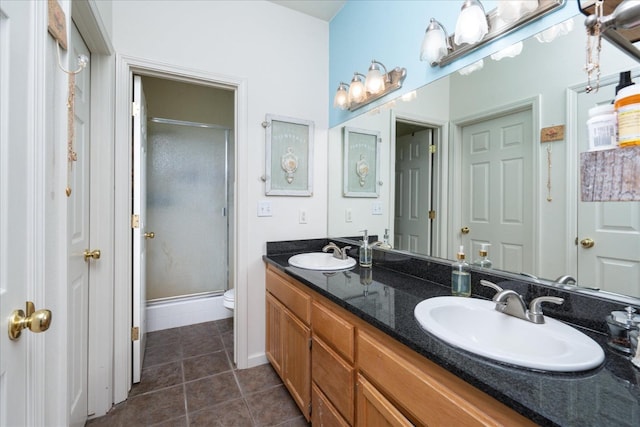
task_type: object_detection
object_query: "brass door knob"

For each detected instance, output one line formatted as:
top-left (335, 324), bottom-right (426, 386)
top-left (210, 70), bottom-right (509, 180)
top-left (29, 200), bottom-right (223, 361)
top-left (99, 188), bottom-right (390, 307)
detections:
top-left (461, 227), bottom-right (470, 234)
top-left (580, 238), bottom-right (595, 248)
top-left (8, 301), bottom-right (52, 340)
top-left (84, 249), bottom-right (101, 261)
top-left (144, 232), bottom-right (155, 239)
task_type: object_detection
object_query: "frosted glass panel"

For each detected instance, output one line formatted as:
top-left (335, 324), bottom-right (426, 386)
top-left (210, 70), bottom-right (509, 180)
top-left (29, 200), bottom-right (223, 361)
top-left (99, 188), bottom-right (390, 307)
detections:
top-left (146, 122), bottom-right (228, 300)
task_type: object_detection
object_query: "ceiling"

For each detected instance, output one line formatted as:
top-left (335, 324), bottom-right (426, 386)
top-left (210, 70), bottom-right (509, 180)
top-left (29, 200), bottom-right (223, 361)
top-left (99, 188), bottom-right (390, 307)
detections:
top-left (269, 0), bottom-right (346, 22)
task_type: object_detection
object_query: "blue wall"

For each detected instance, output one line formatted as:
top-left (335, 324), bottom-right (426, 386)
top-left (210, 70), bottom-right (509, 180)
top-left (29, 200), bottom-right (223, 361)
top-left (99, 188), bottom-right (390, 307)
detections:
top-left (329, 0), bottom-right (580, 127)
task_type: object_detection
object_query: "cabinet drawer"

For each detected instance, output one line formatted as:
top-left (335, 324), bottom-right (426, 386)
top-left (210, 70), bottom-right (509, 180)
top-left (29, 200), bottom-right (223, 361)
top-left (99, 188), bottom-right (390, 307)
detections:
top-left (358, 330), bottom-right (520, 427)
top-left (312, 300), bottom-right (355, 363)
top-left (266, 268), bottom-right (311, 324)
top-left (312, 383), bottom-right (350, 427)
top-left (312, 336), bottom-right (355, 424)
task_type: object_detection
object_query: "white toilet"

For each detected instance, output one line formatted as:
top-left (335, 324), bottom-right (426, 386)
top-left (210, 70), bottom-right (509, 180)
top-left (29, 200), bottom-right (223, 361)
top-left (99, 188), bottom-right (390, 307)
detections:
top-left (223, 288), bottom-right (235, 310)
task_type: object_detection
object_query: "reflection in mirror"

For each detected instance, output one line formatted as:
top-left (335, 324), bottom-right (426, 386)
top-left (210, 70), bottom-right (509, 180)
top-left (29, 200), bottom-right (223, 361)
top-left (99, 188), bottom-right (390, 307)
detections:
top-left (328, 14), bottom-right (640, 300)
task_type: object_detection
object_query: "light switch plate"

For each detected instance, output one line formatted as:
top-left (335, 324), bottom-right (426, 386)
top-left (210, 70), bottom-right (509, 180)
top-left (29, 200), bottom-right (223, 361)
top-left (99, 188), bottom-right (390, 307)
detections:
top-left (257, 200), bottom-right (272, 217)
top-left (372, 201), bottom-right (383, 215)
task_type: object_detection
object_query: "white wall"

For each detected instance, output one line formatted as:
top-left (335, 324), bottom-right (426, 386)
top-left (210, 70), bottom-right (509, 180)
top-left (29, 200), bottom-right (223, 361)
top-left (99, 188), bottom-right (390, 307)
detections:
top-left (111, 0), bottom-right (329, 366)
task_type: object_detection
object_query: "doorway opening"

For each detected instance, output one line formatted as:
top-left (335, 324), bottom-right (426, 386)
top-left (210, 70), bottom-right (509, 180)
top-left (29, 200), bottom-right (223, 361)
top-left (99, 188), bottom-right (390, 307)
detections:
top-left (393, 119), bottom-right (439, 257)
top-left (134, 75), bottom-right (235, 332)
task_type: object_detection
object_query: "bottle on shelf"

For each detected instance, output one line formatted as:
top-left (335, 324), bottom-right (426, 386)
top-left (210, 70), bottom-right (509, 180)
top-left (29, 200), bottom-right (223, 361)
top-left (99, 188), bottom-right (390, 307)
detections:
top-left (359, 229), bottom-right (372, 267)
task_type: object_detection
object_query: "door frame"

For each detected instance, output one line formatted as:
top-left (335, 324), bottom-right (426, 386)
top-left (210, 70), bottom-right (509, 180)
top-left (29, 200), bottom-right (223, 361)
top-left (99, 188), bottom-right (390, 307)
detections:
top-left (390, 111), bottom-right (448, 259)
top-left (450, 96), bottom-right (540, 274)
top-left (113, 55), bottom-right (248, 403)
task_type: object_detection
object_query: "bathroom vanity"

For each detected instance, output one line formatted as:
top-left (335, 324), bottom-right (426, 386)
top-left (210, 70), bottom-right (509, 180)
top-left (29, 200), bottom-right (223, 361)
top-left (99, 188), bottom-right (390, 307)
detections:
top-left (264, 238), bottom-right (640, 426)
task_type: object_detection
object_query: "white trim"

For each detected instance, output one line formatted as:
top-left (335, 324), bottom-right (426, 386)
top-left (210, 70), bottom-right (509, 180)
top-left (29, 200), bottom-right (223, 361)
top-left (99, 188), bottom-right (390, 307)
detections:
top-left (450, 96), bottom-right (541, 274)
top-left (114, 55), bottom-right (249, 402)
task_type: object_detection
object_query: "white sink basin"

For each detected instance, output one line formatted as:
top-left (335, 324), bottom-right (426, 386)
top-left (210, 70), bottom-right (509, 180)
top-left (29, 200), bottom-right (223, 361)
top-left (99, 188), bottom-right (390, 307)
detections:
top-left (288, 252), bottom-right (356, 271)
top-left (414, 296), bottom-right (605, 372)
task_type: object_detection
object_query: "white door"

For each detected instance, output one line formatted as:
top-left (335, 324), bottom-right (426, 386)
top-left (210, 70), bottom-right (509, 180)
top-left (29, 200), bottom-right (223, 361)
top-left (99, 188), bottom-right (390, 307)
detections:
top-left (394, 128), bottom-right (433, 255)
top-left (577, 84), bottom-right (640, 294)
top-left (1, 1), bottom-right (35, 424)
top-left (67, 22), bottom-right (92, 427)
top-left (460, 109), bottom-right (534, 272)
top-left (132, 75), bottom-right (148, 383)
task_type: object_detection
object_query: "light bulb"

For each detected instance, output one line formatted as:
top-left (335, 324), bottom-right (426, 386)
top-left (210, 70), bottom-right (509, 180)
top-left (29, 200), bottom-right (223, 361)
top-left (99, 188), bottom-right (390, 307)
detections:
top-left (348, 74), bottom-right (366, 104)
top-left (454, 0), bottom-right (488, 46)
top-left (420, 19), bottom-right (449, 66)
top-left (333, 83), bottom-right (349, 110)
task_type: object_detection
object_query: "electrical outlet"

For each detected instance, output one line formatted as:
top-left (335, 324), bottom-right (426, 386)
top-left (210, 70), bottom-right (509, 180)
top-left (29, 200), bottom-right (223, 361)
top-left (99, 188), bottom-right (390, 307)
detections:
top-left (257, 200), bottom-right (272, 217)
top-left (345, 208), bottom-right (352, 223)
top-left (299, 209), bottom-right (308, 224)
top-left (372, 201), bottom-right (383, 215)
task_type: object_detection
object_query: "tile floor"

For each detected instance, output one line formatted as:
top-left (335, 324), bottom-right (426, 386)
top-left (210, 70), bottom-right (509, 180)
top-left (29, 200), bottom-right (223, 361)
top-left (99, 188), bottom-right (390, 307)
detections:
top-left (87, 318), bottom-right (308, 426)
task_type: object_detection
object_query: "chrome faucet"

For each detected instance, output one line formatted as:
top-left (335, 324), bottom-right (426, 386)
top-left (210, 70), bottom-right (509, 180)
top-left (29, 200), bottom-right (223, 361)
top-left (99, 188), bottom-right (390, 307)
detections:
top-left (479, 280), bottom-right (564, 324)
top-left (322, 242), bottom-right (352, 260)
top-left (555, 275), bottom-right (577, 285)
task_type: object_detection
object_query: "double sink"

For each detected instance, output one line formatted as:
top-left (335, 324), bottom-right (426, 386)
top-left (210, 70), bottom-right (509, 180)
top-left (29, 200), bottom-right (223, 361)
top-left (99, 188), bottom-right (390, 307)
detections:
top-left (287, 251), bottom-right (605, 373)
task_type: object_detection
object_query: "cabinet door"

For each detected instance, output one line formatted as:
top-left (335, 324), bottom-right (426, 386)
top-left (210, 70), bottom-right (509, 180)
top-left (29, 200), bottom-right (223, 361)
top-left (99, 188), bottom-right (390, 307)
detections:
top-left (312, 383), bottom-right (350, 427)
top-left (312, 336), bottom-right (355, 424)
top-left (283, 307), bottom-right (311, 421)
top-left (357, 374), bottom-right (413, 427)
top-left (266, 292), bottom-right (284, 376)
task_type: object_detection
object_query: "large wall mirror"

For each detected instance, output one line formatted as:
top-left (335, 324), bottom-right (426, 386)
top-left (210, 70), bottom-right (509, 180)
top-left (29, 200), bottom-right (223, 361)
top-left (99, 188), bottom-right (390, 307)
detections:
top-left (328, 14), bottom-right (640, 301)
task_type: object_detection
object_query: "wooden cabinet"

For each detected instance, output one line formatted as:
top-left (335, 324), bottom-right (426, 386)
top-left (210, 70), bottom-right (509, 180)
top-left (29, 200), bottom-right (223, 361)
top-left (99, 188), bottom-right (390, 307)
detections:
top-left (265, 264), bottom-right (535, 427)
top-left (266, 269), bottom-right (311, 421)
top-left (356, 374), bottom-right (413, 427)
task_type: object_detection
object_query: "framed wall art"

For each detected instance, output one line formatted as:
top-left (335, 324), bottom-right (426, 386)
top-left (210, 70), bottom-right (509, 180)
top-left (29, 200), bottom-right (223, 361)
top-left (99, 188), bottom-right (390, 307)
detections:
top-left (264, 114), bottom-right (314, 196)
top-left (343, 126), bottom-right (380, 197)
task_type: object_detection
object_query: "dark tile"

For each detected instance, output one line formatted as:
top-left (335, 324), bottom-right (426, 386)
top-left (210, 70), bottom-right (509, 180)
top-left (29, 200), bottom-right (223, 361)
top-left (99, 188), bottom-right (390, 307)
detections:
top-left (245, 385), bottom-right (303, 426)
top-left (144, 342), bottom-right (183, 368)
top-left (182, 334), bottom-right (225, 358)
top-left (181, 321), bottom-right (219, 340)
top-left (151, 415), bottom-right (188, 427)
top-left (235, 364), bottom-right (281, 395)
top-left (274, 416), bottom-right (309, 427)
top-left (185, 372), bottom-right (241, 413)
top-left (215, 317), bottom-right (233, 334)
top-left (147, 328), bottom-right (181, 349)
top-left (183, 351), bottom-right (231, 381)
top-left (130, 361), bottom-right (184, 397)
top-left (221, 330), bottom-right (233, 351)
top-left (119, 384), bottom-right (186, 425)
top-left (188, 398), bottom-right (253, 426)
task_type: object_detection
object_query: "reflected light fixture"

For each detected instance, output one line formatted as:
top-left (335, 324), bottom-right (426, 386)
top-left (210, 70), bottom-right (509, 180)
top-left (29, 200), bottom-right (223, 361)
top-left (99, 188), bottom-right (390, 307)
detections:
top-left (420, 18), bottom-right (451, 66)
top-left (333, 60), bottom-right (407, 111)
top-left (458, 59), bottom-right (484, 75)
top-left (454, 0), bottom-right (489, 46)
top-left (421, 0), bottom-right (564, 67)
top-left (535, 18), bottom-right (574, 43)
top-left (490, 41), bottom-right (523, 61)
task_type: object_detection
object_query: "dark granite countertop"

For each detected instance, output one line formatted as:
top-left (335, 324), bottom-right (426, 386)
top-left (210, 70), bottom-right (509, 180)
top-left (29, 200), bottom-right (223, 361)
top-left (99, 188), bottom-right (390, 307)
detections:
top-left (264, 238), bottom-right (640, 427)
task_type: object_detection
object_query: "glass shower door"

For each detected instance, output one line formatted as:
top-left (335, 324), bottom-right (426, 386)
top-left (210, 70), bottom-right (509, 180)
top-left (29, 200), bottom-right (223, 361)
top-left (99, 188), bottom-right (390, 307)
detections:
top-left (146, 119), bottom-right (229, 300)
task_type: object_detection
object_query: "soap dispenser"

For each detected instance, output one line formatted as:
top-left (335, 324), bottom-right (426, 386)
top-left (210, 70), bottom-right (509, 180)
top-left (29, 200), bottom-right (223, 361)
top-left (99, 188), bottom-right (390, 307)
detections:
top-left (451, 245), bottom-right (471, 297)
top-left (473, 243), bottom-right (492, 269)
top-left (359, 229), bottom-right (372, 267)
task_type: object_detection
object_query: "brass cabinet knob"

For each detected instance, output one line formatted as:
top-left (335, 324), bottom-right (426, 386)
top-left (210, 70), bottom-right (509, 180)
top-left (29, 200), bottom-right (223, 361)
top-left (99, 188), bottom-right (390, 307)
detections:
top-left (84, 249), bottom-right (101, 261)
top-left (580, 238), bottom-right (595, 248)
top-left (8, 301), bottom-right (52, 340)
top-left (461, 227), bottom-right (470, 234)
top-left (144, 232), bottom-right (155, 239)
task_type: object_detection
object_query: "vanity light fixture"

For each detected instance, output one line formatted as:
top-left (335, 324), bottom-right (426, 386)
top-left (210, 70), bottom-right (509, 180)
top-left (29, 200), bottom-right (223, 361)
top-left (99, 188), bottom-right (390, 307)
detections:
top-left (421, 0), bottom-right (564, 67)
top-left (454, 0), bottom-right (489, 46)
top-left (333, 60), bottom-right (407, 111)
top-left (420, 18), bottom-right (452, 66)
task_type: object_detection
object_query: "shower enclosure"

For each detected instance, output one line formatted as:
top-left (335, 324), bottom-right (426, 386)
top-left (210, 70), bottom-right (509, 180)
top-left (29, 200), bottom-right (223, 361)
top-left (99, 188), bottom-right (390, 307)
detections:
top-left (146, 118), bottom-right (232, 301)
